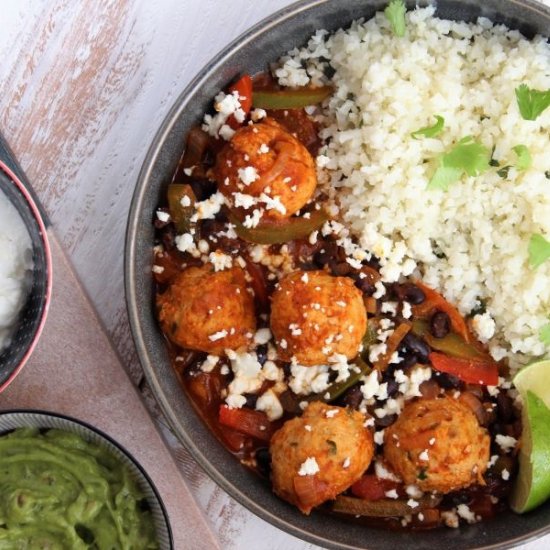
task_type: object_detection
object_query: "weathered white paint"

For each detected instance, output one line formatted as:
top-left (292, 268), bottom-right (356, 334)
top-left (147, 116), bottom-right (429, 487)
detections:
top-left (0, 1), bottom-right (548, 548)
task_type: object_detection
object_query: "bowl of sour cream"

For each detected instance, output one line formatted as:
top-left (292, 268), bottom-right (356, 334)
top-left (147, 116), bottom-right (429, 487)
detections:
top-left (0, 160), bottom-right (51, 391)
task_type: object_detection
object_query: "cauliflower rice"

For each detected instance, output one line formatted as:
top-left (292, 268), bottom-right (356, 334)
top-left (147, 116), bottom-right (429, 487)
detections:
top-left (275, 5), bottom-right (550, 369)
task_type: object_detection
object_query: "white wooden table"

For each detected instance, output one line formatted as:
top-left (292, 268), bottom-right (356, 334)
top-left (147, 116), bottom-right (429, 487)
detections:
top-left (0, 1), bottom-right (548, 548)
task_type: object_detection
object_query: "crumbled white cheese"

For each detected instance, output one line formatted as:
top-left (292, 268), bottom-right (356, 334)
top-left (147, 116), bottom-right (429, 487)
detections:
top-left (208, 251), bottom-right (233, 271)
top-left (238, 166), bottom-right (260, 186)
top-left (156, 210), bottom-right (170, 223)
top-left (343, 457), bottom-right (351, 469)
top-left (407, 499), bottom-right (419, 509)
top-left (175, 233), bottom-right (199, 255)
top-left (152, 265), bottom-right (164, 274)
top-left (381, 301), bottom-right (398, 316)
top-left (243, 208), bottom-right (263, 228)
top-left (254, 328), bottom-right (272, 345)
top-left (402, 301), bottom-right (412, 319)
top-left (385, 489), bottom-right (398, 499)
top-left (405, 485), bottom-right (423, 499)
top-left (373, 281), bottom-right (386, 299)
top-left (394, 367), bottom-right (432, 399)
top-left (456, 504), bottom-right (478, 524)
top-left (289, 364), bottom-right (330, 395)
top-left (200, 355), bottom-right (220, 373)
top-left (258, 143), bottom-right (270, 154)
top-left (298, 457), bottom-right (320, 476)
top-left (442, 510), bottom-right (459, 528)
top-left (418, 450), bottom-right (429, 461)
top-left (256, 389), bottom-right (283, 421)
top-left (375, 460), bottom-right (400, 481)
top-left (219, 124), bottom-right (235, 141)
top-left (225, 351), bottom-right (264, 408)
top-left (260, 193), bottom-right (287, 215)
top-left (374, 430), bottom-right (385, 445)
top-left (360, 371), bottom-right (381, 400)
top-left (495, 434), bottom-right (517, 453)
top-left (233, 192), bottom-right (257, 209)
top-left (191, 191), bottom-right (225, 222)
top-left (325, 409), bottom-right (339, 418)
top-left (250, 108), bottom-right (267, 121)
top-left (501, 468), bottom-right (510, 481)
top-left (209, 330), bottom-right (228, 342)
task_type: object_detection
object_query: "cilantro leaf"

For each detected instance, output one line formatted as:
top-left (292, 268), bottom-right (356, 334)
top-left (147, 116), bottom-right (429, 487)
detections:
top-left (411, 115), bottom-right (445, 139)
top-left (428, 166), bottom-right (462, 191)
top-left (528, 233), bottom-right (550, 269)
top-left (515, 84), bottom-right (550, 121)
top-left (427, 136), bottom-right (490, 190)
top-left (540, 323), bottom-right (550, 346)
top-left (385, 0), bottom-right (407, 37)
top-left (512, 144), bottom-right (532, 171)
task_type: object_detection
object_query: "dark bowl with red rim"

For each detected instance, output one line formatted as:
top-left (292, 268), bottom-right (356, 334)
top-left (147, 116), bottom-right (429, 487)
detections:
top-left (125, 1), bottom-right (550, 548)
top-left (0, 157), bottom-right (52, 392)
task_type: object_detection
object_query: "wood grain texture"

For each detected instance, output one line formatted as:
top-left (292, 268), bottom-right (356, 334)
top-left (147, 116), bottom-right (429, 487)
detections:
top-left (1, 0), bottom-right (549, 548)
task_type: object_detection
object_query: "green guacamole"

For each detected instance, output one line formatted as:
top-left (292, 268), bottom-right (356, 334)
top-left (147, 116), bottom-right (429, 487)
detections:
top-left (0, 428), bottom-right (159, 549)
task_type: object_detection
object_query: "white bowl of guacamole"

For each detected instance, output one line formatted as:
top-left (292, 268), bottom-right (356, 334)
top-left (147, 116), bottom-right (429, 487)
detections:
top-left (0, 410), bottom-right (172, 549)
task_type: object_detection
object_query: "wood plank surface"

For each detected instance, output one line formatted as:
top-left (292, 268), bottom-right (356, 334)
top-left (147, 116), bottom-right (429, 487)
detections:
top-left (0, 1), bottom-right (548, 549)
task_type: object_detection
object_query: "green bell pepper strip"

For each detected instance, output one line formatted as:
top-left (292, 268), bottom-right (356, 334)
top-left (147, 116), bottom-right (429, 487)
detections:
top-left (411, 319), bottom-right (487, 360)
top-left (167, 184), bottom-right (196, 234)
top-left (252, 86), bottom-right (333, 110)
top-left (229, 208), bottom-right (329, 245)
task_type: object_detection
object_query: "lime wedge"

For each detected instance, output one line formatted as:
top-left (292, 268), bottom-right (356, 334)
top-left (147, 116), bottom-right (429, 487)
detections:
top-left (510, 359), bottom-right (550, 513)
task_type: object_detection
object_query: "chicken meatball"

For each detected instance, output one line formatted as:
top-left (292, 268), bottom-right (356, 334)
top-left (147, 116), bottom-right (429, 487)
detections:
top-left (156, 264), bottom-right (256, 354)
top-left (270, 270), bottom-right (367, 365)
top-left (383, 395), bottom-right (490, 493)
top-left (270, 401), bottom-right (374, 514)
top-left (215, 119), bottom-right (316, 222)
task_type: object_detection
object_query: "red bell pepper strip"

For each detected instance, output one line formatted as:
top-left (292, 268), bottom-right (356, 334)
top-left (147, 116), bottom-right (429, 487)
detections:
top-left (218, 404), bottom-right (273, 442)
top-left (429, 352), bottom-right (499, 386)
top-left (227, 74), bottom-right (253, 128)
top-left (351, 475), bottom-right (401, 501)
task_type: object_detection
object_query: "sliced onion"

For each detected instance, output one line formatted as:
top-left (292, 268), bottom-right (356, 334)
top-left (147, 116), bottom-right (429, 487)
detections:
top-left (332, 494), bottom-right (442, 517)
top-left (459, 391), bottom-right (487, 425)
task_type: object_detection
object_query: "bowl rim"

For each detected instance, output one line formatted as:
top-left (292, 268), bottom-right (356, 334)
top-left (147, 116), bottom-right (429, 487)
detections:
top-left (125, 0), bottom-right (550, 548)
top-left (0, 161), bottom-right (52, 393)
top-left (0, 408), bottom-right (174, 548)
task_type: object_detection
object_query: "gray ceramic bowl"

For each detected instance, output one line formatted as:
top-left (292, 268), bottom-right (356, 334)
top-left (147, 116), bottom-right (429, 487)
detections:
top-left (0, 410), bottom-right (173, 548)
top-left (125, 1), bottom-right (550, 548)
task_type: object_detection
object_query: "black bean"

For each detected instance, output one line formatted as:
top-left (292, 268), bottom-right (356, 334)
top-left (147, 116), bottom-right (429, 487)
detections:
top-left (402, 333), bottom-right (431, 363)
top-left (353, 276), bottom-right (375, 295)
top-left (331, 261), bottom-right (352, 276)
top-left (313, 242), bottom-right (338, 267)
top-left (374, 413), bottom-right (397, 428)
top-left (433, 371), bottom-right (463, 390)
top-left (496, 392), bottom-right (513, 423)
top-left (386, 379), bottom-right (399, 397)
top-left (430, 310), bottom-right (450, 338)
top-left (396, 352), bottom-right (418, 371)
top-left (256, 345), bottom-right (267, 366)
top-left (445, 490), bottom-right (473, 507)
top-left (160, 226), bottom-right (176, 250)
top-left (189, 177), bottom-right (217, 201)
top-left (243, 393), bottom-right (258, 409)
top-left (338, 386), bottom-right (363, 409)
top-left (255, 448), bottom-right (271, 477)
top-left (396, 283), bottom-right (426, 305)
